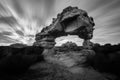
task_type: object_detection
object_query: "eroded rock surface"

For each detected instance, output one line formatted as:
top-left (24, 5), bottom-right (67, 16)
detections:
top-left (34, 6), bottom-right (95, 49)
top-left (32, 6), bottom-right (108, 80)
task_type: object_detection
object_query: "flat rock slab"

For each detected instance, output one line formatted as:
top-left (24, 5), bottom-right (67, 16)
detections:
top-left (26, 62), bottom-right (107, 80)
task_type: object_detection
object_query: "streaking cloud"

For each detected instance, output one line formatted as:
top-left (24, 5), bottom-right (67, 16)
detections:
top-left (0, 0), bottom-right (55, 46)
top-left (0, 0), bottom-right (120, 46)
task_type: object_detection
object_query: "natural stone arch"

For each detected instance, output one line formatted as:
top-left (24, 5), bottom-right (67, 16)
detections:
top-left (34, 6), bottom-right (95, 49)
top-left (32, 7), bottom-right (108, 80)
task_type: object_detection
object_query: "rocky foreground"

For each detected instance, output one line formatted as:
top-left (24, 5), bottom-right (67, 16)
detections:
top-left (0, 52), bottom-right (105, 80)
top-left (0, 44), bottom-right (119, 80)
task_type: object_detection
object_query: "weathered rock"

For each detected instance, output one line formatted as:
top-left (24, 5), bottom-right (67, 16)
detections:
top-left (33, 7), bottom-right (99, 79)
top-left (34, 6), bottom-right (95, 49)
top-left (83, 40), bottom-right (94, 49)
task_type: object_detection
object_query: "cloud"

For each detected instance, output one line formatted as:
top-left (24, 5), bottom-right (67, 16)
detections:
top-left (0, 0), bottom-right (55, 45)
top-left (8, 0), bottom-right (55, 24)
top-left (0, 0), bottom-right (120, 45)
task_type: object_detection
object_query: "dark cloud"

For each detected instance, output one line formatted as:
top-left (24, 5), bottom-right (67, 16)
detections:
top-left (10, 0), bottom-right (24, 17)
top-left (0, 31), bottom-right (12, 35)
top-left (0, 16), bottom-right (17, 26)
top-left (0, 2), bottom-right (9, 16)
top-left (15, 30), bottom-right (24, 36)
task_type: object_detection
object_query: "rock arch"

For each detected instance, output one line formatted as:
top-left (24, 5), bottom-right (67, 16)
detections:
top-left (34, 6), bottom-right (95, 49)
top-left (32, 7), bottom-right (109, 80)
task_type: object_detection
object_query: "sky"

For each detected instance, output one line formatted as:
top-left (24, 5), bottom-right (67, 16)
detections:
top-left (0, 0), bottom-right (120, 46)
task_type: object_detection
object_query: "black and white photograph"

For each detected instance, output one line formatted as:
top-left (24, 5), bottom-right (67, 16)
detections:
top-left (0, 0), bottom-right (120, 80)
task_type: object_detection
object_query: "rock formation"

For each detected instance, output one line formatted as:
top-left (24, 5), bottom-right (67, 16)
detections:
top-left (33, 6), bottom-right (108, 80)
top-left (34, 6), bottom-right (96, 66)
top-left (34, 6), bottom-right (95, 49)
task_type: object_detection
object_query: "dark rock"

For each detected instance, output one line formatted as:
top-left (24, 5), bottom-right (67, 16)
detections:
top-left (34, 6), bottom-right (95, 49)
top-left (0, 46), bottom-right (44, 75)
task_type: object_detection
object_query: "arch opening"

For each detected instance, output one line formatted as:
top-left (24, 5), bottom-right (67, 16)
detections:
top-left (55, 35), bottom-right (83, 46)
